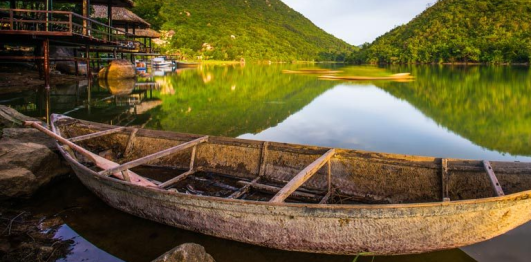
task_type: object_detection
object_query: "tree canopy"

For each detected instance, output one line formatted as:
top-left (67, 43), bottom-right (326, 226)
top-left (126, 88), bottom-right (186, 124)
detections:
top-left (133, 0), bottom-right (355, 62)
top-left (348, 0), bottom-right (531, 64)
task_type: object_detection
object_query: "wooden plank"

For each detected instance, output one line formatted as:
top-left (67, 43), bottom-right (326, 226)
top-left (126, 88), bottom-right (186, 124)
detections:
top-left (123, 128), bottom-right (138, 157)
top-left (99, 136), bottom-right (208, 176)
top-left (189, 145), bottom-right (197, 170)
top-left (258, 142), bottom-right (269, 176)
top-left (270, 149), bottom-right (335, 203)
top-left (483, 161), bottom-right (505, 196)
top-left (69, 127), bottom-right (126, 142)
top-left (228, 177), bottom-right (260, 199)
top-left (441, 158), bottom-right (450, 202)
top-left (237, 181), bottom-right (321, 202)
top-left (319, 190), bottom-right (333, 204)
top-left (159, 170), bottom-right (197, 189)
top-left (26, 121), bottom-right (155, 187)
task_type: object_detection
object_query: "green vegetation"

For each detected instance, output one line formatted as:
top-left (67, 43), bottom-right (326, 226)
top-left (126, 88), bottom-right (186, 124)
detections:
top-left (133, 0), bottom-right (354, 62)
top-left (349, 0), bottom-right (531, 64)
top-left (143, 65), bottom-right (337, 136)
top-left (376, 66), bottom-right (531, 156)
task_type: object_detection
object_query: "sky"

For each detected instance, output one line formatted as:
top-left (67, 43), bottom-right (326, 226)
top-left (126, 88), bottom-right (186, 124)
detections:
top-left (282, 0), bottom-right (434, 46)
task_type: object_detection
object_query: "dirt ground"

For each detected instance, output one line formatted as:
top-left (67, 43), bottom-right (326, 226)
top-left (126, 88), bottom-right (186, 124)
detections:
top-left (0, 64), bottom-right (84, 94)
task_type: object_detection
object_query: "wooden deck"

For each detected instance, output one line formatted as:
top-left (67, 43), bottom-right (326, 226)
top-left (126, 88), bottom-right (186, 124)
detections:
top-left (0, 8), bottom-right (135, 48)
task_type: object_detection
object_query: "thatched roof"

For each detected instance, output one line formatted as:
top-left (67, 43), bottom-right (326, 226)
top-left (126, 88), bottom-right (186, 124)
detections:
top-left (132, 28), bottom-right (161, 38)
top-left (92, 5), bottom-right (150, 28)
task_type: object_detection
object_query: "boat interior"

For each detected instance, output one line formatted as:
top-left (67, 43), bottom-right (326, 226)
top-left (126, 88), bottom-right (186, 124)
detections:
top-left (52, 117), bottom-right (531, 205)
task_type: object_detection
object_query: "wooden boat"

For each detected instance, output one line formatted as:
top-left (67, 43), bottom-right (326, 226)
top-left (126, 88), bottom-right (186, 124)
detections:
top-left (282, 69), bottom-right (343, 75)
top-left (176, 61), bottom-right (200, 68)
top-left (27, 115), bottom-right (531, 256)
top-left (319, 73), bottom-right (414, 81)
top-left (152, 57), bottom-right (173, 68)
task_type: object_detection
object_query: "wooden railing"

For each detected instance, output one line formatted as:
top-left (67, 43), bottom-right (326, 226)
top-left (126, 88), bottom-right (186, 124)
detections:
top-left (0, 8), bottom-right (135, 48)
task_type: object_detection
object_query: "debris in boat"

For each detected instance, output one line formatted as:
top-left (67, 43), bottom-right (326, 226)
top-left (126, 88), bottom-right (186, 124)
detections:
top-left (151, 243), bottom-right (215, 262)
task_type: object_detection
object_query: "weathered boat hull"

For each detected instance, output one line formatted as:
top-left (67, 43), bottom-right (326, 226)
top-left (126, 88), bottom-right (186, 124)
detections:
top-left (51, 116), bottom-right (531, 255)
top-left (65, 157), bottom-right (531, 255)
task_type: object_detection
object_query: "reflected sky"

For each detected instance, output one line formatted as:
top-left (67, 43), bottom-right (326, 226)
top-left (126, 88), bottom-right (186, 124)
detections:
top-left (240, 83), bottom-right (531, 161)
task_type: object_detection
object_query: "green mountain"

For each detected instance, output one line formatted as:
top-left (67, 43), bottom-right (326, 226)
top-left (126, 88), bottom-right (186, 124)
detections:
top-left (350, 0), bottom-right (531, 64)
top-left (133, 0), bottom-right (354, 61)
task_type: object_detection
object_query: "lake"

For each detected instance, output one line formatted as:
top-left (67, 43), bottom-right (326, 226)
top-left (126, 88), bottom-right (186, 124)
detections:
top-left (2, 64), bottom-right (530, 261)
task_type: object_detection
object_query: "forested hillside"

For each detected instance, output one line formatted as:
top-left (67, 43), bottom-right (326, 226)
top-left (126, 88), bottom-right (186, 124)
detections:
top-left (349, 0), bottom-right (531, 64)
top-left (133, 0), bottom-right (354, 61)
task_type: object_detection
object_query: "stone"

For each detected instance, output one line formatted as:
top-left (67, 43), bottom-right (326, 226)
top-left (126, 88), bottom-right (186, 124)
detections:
top-left (0, 166), bottom-right (37, 198)
top-left (0, 140), bottom-right (70, 199)
top-left (98, 59), bottom-right (136, 80)
top-left (152, 243), bottom-right (215, 262)
top-left (2, 128), bottom-right (57, 150)
top-left (51, 46), bottom-right (88, 75)
top-left (0, 105), bottom-right (39, 128)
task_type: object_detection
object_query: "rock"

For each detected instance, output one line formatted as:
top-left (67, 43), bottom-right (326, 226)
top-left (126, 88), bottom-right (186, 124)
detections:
top-left (98, 59), bottom-right (136, 80)
top-left (0, 105), bottom-right (40, 128)
top-left (0, 141), bottom-right (70, 199)
top-left (51, 46), bottom-right (88, 75)
top-left (152, 243), bottom-right (215, 262)
top-left (0, 167), bottom-right (37, 198)
top-left (2, 128), bottom-right (57, 150)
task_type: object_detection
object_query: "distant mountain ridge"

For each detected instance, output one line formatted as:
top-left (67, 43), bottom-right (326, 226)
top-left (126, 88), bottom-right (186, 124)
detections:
top-left (350, 0), bottom-right (531, 64)
top-left (133, 0), bottom-right (354, 61)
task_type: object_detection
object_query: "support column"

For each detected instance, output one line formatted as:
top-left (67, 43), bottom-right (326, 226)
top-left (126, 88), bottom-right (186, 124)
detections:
top-left (85, 44), bottom-right (90, 80)
top-left (107, 0), bottom-right (113, 36)
top-left (43, 39), bottom-right (50, 89)
top-left (83, 0), bottom-right (91, 36)
top-left (74, 49), bottom-right (79, 76)
top-left (10, 0), bottom-right (15, 9)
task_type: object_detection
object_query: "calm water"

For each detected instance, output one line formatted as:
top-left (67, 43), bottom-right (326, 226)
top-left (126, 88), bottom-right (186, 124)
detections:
top-left (2, 64), bottom-right (531, 261)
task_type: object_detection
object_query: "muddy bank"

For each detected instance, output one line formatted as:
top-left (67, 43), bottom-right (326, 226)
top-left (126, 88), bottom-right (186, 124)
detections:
top-left (0, 64), bottom-right (84, 94)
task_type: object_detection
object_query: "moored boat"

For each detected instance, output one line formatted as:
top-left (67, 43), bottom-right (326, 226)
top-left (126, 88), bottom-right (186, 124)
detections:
top-left (152, 57), bottom-right (173, 67)
top-left (319, 73), bottom-right (414, 81)
top-left (176, 61), bottom-right (200, 68)
top-left (282, 69), bottom-right (343, 75)
top-left (26, 115), bottom-right (531, 256)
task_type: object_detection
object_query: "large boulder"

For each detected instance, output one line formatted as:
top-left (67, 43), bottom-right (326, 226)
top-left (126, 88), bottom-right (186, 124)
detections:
top-left (51, 46), bottom-right (87, 75)
top-left (0, 140), bottom-right (70, 198)
top-left (152, 243), bottom-right (215, 262)
top-left (98, 59), bottom-right (136, 80)
top-left (2, 128), bottom-right (57, 151)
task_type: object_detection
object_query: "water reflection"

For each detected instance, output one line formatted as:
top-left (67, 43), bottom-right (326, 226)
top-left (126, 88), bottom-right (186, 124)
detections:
top-left (2, 64), bottom-right (531, 261)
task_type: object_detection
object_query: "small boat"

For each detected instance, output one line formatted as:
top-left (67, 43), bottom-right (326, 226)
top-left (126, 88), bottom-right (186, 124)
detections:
top-left (319, 73), bottom-right (414, 81)
top-left (152, 57), bottom-right (173, 68)
top-left (176, 61), bottom-right (200, 68)
top-left (135, 60), bottom-right (147, 70)
top-left (282, 69), bottom-right (343, 75)
top-left (26, 116), bottom-right (531, 256)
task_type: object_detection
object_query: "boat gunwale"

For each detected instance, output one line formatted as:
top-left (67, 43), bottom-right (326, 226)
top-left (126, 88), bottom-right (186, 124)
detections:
top-left (51, 114), bottom-right (531, 213)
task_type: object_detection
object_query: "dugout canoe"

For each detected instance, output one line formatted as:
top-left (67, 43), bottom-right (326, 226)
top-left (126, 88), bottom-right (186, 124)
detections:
top-left (40, 114), bottom-right (531, 256)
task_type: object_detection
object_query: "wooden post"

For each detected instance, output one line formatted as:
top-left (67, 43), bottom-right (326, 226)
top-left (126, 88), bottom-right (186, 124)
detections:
top-left (270, 149), bottom-right (335, 203)
top-left (43, 39), bottom-right (50, 89)
top-left (441, 158), bottom-right (450, 201)
top-left (10, 0), bottom-right (15, 9)
top-left (85, 44), bottom-right (90, 79)
top-left (74, 49), bottom-right (79, 76)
